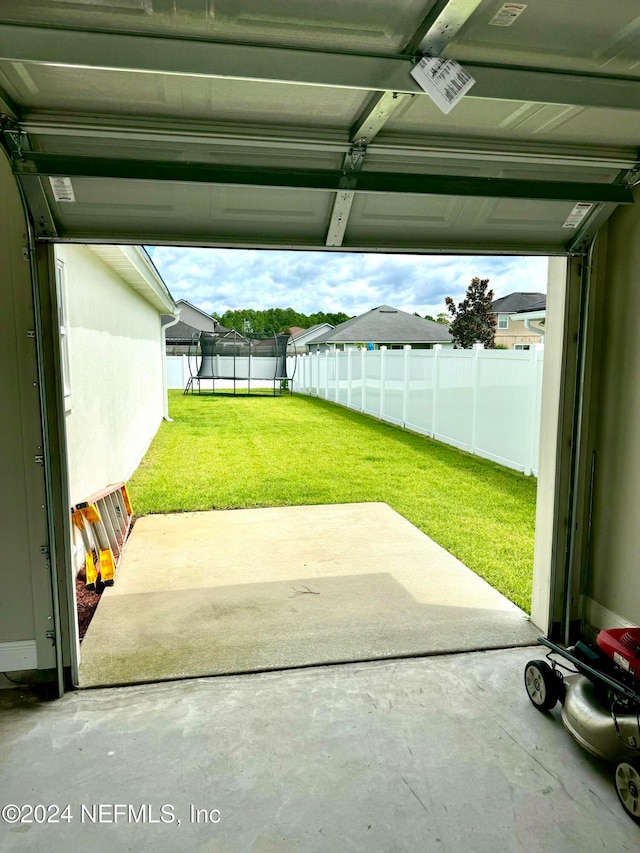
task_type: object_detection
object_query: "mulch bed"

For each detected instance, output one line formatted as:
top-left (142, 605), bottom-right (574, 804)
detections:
top-left (75, 568), bottom-right (104, 640)
top-left (74, 518), bottom-right (136, 639)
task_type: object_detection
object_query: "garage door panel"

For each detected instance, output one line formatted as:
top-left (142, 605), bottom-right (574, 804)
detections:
top-left (448, 0), bottom-right (640, 78)
top-left (343, 193), bottom-right (579, 250)
top-left (0, 0), bottom-right (432, 55)
top-left (45, 177), bottom-right (334, 243)
top-left (0, 61), bottom-right (369, 130)
top-left (387, 96), bottom-right (640, 149)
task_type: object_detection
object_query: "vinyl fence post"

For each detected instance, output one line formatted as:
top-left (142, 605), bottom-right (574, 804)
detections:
top-left (402, 345), bottom-right (411, 428)
top-left (361, 346), bottom-right (366, 412)
top-left (347, 348), bottom-right (353, 409)
top-left (432, 344), bottom-right (442, 439)
top-left (335, 349), bottom-right (340, 403)
top-left (324, 348), bottom-right (330, 399)
top-left (182, 354), bottom-right (188, 388)
top-left (379, 346), bottom-right (387, 419)
top-left (316, 349), bottom-right (321, 397)
top-left (470, 343), bottom-right (484, 455)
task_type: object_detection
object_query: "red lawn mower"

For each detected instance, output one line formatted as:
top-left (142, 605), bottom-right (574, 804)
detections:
top-left (524, 628), bottom-right (640, 823)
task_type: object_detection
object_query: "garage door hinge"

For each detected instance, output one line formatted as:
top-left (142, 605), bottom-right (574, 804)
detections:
top-left (27, 330), bottom-right (36, 339)
top-left (35, 454), bottom-right (44, 465)
top-left (46, 630), bottom-right (56, 647)
top-left (348, 141), bottom-right (367, 171)
top-left (626, 166), bottom-right (640, 188)
top-left (22, 247), bottom-right (30, 261)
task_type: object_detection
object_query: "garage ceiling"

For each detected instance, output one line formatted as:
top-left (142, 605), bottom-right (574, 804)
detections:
top-left (0, 0), bottom-right (638, 254)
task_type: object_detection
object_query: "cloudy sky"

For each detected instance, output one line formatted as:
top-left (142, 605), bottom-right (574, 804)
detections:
top-left (146, 247), bottom-right (548, 318)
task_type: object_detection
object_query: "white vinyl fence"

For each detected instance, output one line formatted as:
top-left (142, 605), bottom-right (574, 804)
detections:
top-left (167, 355), bottom-right (189, 389)
top-left (293, 344), bottom-right (544, 476)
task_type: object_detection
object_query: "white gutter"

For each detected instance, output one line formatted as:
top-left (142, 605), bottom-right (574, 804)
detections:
top-left (524, 319), bottom-right (544, 341)
top-left (510, 310), bottom-right (546, 342)
top-left (161, 312), bottom-right (181, 422)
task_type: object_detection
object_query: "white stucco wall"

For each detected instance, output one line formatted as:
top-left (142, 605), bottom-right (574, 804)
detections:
top-left (57, 245), bottom-right (166, 506)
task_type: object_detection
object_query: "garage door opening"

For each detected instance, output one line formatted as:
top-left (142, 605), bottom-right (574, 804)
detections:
top-left (55, 243), bottom-right (553, 687)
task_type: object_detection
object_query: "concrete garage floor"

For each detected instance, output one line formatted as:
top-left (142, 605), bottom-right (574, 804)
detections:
top-left (78, 503), bottom-right (538, 687)
top-left (1, 647), bottom-right (638, 852)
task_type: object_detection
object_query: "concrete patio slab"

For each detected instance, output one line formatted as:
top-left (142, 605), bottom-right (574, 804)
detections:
top-left (78, 503), bottom-right (539, 687)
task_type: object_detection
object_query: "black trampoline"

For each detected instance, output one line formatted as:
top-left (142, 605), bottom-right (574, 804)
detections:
top-left (184, 330), bottom-right (295, 396)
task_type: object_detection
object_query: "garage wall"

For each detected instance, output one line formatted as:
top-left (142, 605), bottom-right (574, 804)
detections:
top-left (0, 152), bottom-right (56, 672)
top-left (587, 188), bottom-right (640, 629)
top-left (57, 245), bottom-right (165, 506)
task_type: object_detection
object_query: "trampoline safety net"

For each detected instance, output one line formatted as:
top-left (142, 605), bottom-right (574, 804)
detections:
top-left (184, 330), bottom-right (294, 395)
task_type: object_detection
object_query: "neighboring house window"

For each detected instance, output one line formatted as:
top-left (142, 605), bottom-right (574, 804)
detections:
top-left (515, 344), bottom-right (530, 350)
top-left (55, 259), bottom-right (72, 411)
top-left (497, 313), bottom-right (508, 329)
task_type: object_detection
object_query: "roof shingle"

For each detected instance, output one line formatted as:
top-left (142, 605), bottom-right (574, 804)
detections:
top-left (311, 305), bottom-right (452, 345)
top-left (491, 293), bottom-right (546, 313)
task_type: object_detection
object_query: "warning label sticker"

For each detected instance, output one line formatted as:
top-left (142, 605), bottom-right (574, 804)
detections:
top-left (562, 202), bottom-right (594, 229)
top-left (410, 57), bottom-right (476, 115)
top-left (489, 4), bottom-right (527, 27)
top-left (49, 176), bottom-right (76, 202)
top-left (614, 651), bottom-right (631, 672)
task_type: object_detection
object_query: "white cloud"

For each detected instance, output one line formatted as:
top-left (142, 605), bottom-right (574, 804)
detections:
top-left (147, 247), bottom-right (548, 318)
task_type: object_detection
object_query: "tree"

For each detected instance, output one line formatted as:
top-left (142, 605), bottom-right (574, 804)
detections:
top-left (212, 307), bottom-right (353, 335)
top-left (444, 277), bottom-right (496, 348)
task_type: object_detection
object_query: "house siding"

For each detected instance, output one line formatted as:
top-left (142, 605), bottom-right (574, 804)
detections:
top-left (495, 317), bottom-right (543, 349)
top-left (57, 245), bottom-right (165, 506)
top-left (177, 302), bottom-right (216, 333)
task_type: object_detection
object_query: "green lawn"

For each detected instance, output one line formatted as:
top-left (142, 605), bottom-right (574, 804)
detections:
top-left (129, 390), bottom-right (538, 612)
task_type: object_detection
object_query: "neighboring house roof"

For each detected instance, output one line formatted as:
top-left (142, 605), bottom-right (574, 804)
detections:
top-left (288, 326), bottom-right (306, 337)
top-left (311, 305), bottom-right (452, 344)
top-left (163, 317), bottom-right (229, 340)
top-left (512, 304), bottom-right (546, 323)
top-left (515, 298), bottom-right (546, 314)
top-left (88, 245), bottom-right (176, 313)
top-left (491, 293), bottom-right (546, 314)
top-left (164, 320), bottom-right (204, 342)
top-left (291, 322), bottom-right (334, 346)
